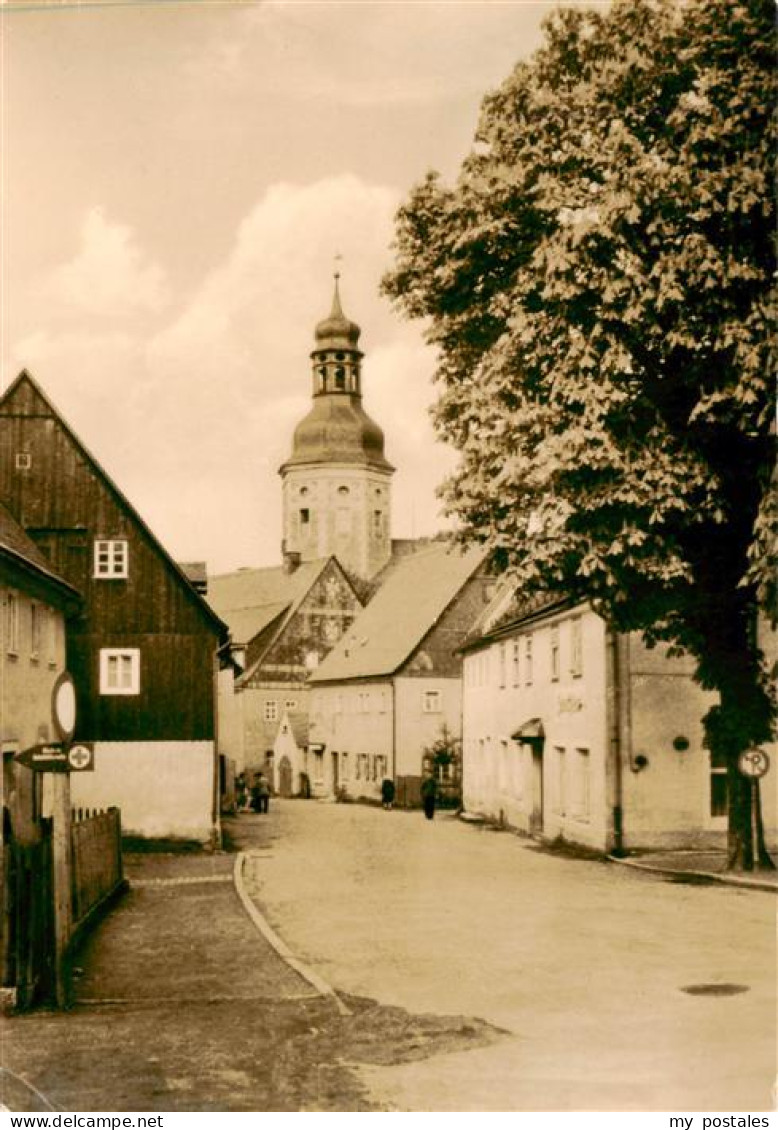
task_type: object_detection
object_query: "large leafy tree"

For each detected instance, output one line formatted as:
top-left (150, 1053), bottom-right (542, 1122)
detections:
top-left (383, 0), bottom-right (776, 868)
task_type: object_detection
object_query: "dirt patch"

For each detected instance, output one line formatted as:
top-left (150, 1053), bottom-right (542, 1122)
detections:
top-left (3, 994), bottom-right (504, 1112)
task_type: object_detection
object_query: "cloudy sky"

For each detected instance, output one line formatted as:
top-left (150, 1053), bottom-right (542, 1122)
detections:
top-left (3, 0), bottom-right (557, 573)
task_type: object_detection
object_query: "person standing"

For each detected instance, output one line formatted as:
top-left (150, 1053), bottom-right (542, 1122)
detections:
top-left (421, 774), bottom-right (437, 821)
top-left (254, 772), bottom-right (270, 814)
top-left (381, 777), bottom-right (395, 810)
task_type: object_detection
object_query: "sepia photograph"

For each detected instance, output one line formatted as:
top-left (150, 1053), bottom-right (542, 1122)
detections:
top-left (0, 0), bottom-right (775, 1118)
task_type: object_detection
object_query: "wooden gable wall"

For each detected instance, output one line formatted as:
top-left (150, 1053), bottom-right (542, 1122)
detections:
top-left (243, 559), bottom-right (362, 687)
top-left (0, 376), bottom-right (221, 742)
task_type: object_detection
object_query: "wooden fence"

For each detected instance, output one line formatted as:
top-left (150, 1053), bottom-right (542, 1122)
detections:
top-left (2, 823), bottom-right (55, 1010)
top-left (71, 807), bottom-right (123, 927)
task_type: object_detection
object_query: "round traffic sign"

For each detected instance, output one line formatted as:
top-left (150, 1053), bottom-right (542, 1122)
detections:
top-left (68, 744), bottom-right (92, 771)
top-left (52, 672), bottom-right (77, 743)
top-left (737, 748), bottom-right (770, 779)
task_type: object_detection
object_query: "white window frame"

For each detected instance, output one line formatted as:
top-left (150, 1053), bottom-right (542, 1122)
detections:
top-left (264, 699), bottom-right (279, 723)
top-left (422, 689), bottom-right (442, 714)
top-left (6, 592), bottom-right (19, 655)
top-left (93, 539), bottom-right (129, 579)
top-left (570, 616), bottom-right (583, 678)
top-left (15, 452), bottom-right (31, 470)
top-left (550, 625), bottom-right (560, 682)
top-left (99, 648), bottom-right (140, 695)
top-left (30, 603), bottom-right (41, 661)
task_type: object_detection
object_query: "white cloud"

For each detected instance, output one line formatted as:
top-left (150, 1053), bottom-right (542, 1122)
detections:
top-left (47, 207), bottom-right (169, 318)
top-left (10, 175), bottom-right (455, 572)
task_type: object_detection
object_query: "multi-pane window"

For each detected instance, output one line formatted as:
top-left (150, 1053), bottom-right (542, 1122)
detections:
top-left (6, 593), bottom-right (19, 654)
top-left (284, 699), bottom-right (298, 710)
top-left (94, 539), bottom-right (129, 579)
top-left (550, 625), bottom-right (560, 681)
top-left (264, 700), bottom-right (279, 723)
top-left (422, 689), bottom-right (441, 713)
top-left (373, 510), bottom-right (384, 536)
top-left (570, 617), bottom-right (583, 677)
top-left (524, 635), bottom-right (533, 685)
top-left (512, 641), bottom-right (520, 686)
top-left (100, 648), bottom-right (140, 695)
top-left (498, 642), bottom-right (506, 688)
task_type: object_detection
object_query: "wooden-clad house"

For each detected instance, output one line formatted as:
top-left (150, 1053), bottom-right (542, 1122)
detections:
top-left (0, 371), bottom-right (229, 845)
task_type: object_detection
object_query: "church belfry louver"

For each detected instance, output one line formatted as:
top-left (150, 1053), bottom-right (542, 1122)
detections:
top-left (279, 275), bottom-right (394, 579)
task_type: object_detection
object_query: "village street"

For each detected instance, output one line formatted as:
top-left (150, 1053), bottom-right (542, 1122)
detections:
top-left (2, 801), bottom-right (775, 1113)
top-left (233, 801), bottom-right (777, 1112)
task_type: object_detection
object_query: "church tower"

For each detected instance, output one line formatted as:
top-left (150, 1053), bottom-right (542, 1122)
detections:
top-left (279, 276), bottom-right (394, 579)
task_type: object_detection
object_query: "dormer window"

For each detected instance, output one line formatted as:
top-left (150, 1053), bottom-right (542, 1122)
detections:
top-left (94, 539), bottom-right (129, 579)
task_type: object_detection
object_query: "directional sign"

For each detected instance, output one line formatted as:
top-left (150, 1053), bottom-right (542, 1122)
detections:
top-left (14, 743), bottom-right (69, 773)
top-left (67, 743), bottom-right (94, 772)
top-left (738, 748), bottom-right (770, 779)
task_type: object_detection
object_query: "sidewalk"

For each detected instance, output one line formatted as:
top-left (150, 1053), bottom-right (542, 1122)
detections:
top-left (1, 817), bottom-right (500, 1113)
top-left (609, 849), bottom-right (778, 893)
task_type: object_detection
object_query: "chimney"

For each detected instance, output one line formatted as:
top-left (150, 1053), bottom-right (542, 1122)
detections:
top-left (282, 549), bottom-right (301, 575)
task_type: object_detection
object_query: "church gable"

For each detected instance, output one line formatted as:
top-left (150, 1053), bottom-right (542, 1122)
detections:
top-left (243, 557), bottom-right (362, 685)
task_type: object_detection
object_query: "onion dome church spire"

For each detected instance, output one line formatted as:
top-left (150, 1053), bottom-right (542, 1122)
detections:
top-left (279, 274), bottom-right (394, 579)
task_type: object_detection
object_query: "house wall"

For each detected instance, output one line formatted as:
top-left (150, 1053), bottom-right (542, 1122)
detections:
top-left (621, 634), bottom-right (776, 849)
top-left (1, 580), bottom-right (68, 845)
top-left (238, 684), bottom-right (308, 776)
top-left (394, 677), bottom-right (463, 779)
top-left (309, 681), bottom-right (393, 800)
top-left (462, 607), bottom-right (611, 850)
top-left (69, 741), bottom-right (215, 843)
top-left (463, 605), bottom-right (777, 852)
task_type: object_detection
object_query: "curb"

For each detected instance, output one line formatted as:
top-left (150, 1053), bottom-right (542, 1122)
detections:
top-left (233, 851), bottom-right (351, 1016)
top-left (607, 854), bottom-right (778, 893)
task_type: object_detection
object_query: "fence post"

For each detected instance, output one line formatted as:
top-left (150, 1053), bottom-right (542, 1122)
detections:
top-left (51, 773), bottom-right (73, 1008)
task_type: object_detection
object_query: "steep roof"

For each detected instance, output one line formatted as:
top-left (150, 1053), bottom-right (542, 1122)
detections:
top-left (208, 558), bottom-right (331, 647)
top-left (0, 371), bottom-right (228, 641)
top-left (309, 542), bottom-right (485, 683)
top-left (459, 584), bottom-right (579, 654)
top-left (0, 501), bottom-right (80, 604)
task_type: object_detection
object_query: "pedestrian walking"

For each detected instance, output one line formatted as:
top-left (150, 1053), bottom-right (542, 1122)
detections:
top-left (421, 774), bottom-right (437, 820)
top-left (252, 772), bottom-right (270, 814)
top-left (380, 777), bottom-right (395, 810)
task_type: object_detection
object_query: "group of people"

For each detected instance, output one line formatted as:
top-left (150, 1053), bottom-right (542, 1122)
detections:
top-left (235, 771), bottom-right (271, 814)
top-left (236, 770), bottom-right (439, 819)
top-left (381, 775), bottom-right (438, 819)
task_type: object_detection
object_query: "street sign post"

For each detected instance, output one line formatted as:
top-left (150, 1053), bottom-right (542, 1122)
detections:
top-left (738, 748), bottom-right (770, 871)
top-left (737, 748), bottom-right (770, 779)
top-left (67, 743), bottom-right (94, 772)
top-left (51, 672), bottom-right (77, 744)
top-left (14, 743), bottom-right (69, 773)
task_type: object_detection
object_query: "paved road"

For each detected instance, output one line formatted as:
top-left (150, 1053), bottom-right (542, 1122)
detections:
top-left (231, 802), bottom-right (777, 1113)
